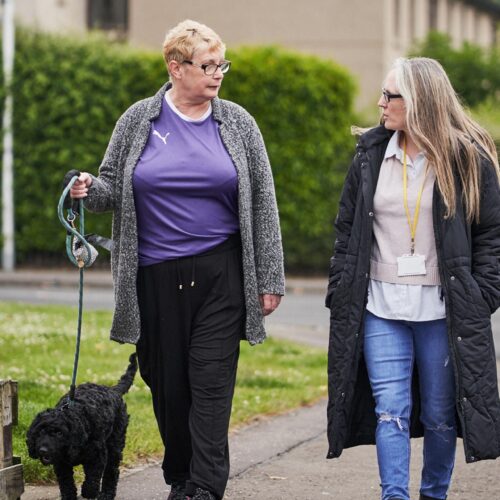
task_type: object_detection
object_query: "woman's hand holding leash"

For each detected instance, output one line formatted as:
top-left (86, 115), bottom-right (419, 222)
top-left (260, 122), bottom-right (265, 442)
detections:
top-left (70, 172), bottom-right (93, 199)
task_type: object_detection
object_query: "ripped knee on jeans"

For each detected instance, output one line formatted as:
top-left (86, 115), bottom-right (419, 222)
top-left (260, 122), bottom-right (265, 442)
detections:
top-left (426, 422), bottom-right (455, 432)
top-left (377, 413), bottom-right (406, 431)
top-left (422, 421), bottom-right (456, 443)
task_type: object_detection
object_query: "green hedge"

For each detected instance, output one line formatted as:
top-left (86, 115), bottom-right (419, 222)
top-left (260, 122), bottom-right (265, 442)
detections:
top-left (3, 30), bottom-right (356, 272)
top-left (11, 31), bottom-right (165, 262)
top-left (220, 46), bottom-right (355, 271)
top-left (410, 32), bottom-right (500, 108)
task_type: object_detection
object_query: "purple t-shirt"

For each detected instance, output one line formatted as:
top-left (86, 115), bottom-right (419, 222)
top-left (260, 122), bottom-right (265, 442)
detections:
top-left (132, 93), bottom-right (239, 266)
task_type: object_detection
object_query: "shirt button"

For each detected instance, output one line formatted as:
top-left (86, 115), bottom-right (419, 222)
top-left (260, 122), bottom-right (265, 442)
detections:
top-left (462, 397), bottom-right (467, 402)
top-left (450, 276), bottom-right (455, 281)
top-left (369, 212), bottom-right (374, 217)
top-left (457, 336), bottom-right (462, 342)
top-left (341, 392), bottom-right (345, 398)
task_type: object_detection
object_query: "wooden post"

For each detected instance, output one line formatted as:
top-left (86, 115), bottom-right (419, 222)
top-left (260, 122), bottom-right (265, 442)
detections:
top-left (0, 380), bottom-right (23, 500)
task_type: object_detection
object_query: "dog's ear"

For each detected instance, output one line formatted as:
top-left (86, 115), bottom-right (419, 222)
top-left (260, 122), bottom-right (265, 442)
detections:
top-left (65, 412), bottom-right (90, 462)
top-left (26, 411), bottom-right (49, 458)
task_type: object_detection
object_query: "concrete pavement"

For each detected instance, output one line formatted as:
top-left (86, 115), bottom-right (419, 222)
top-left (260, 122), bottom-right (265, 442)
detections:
top-left (2, 269), bottom-right (500, 499)
top-left (21, 393), bottom-right (500, 499)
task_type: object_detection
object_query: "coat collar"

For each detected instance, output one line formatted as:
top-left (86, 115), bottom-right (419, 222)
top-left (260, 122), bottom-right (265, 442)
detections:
top-left (145, 81), bottom-right (224, 123)
top-left (358, 124), bottom-right (393, 151)
top-left (357, 125), bottom-right (393, 212)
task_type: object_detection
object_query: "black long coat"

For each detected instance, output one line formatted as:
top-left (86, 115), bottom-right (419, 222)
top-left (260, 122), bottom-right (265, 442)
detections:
top-left (326, 125), bottom-right (500, 463)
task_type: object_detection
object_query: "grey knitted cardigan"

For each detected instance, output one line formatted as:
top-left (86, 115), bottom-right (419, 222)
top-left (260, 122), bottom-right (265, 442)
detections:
top-left (84, 82), bottom-right (285, 345)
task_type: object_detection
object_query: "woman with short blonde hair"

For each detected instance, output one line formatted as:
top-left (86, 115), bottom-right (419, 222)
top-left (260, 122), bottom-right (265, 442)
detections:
top-left (69, 18), bottom-right (284, 500)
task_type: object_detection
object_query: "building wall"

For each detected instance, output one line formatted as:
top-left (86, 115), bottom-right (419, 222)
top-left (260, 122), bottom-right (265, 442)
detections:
top-left (15, 0), bottom-right (85, 34)
top-left (126, 0), bottom-right (500, 109)
top-left (477, 11), bottom-right (495, 46)
top-left (128, 0), bottom-right (386, 109)
top-left (448, 0), bottom-right (464, 45)
top-left (7, 0), bottom-right (499, 110)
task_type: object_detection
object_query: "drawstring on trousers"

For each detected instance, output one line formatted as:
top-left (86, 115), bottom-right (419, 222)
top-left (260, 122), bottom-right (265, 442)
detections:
top-left (191, 256), bottom-right (196, 287)
top-left (176, 256), bottom-right (196, 290)
top-left (176, 259), bottom-right (183, 290)
top-left (171, 233), bottom-right (240, 291)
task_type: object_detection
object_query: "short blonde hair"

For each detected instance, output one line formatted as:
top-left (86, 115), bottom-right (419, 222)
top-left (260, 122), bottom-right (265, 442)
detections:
top-left (162, 19), bottom-right (225, 71)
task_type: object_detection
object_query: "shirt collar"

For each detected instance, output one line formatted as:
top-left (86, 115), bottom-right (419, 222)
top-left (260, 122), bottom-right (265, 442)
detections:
top-left (384, 131), bottom-right (426, 166)
top-left (384, 130), bottom-right (403, 161)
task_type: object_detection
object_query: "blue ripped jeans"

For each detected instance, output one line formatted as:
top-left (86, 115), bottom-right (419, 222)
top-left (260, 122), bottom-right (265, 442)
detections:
top-left (364, 312), bottom-right (457, 500)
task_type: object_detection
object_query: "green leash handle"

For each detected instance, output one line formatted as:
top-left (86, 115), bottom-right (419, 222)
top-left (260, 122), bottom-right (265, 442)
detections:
top-left (57, 176), bottom-right (94, 269)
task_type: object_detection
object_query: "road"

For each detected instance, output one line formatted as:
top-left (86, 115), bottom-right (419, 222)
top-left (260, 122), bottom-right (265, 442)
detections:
top-left (0, 279), bottom-right (499, 356)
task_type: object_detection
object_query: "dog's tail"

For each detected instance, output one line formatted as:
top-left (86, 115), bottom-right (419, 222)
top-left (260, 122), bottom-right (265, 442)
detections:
top-left (113, 353), bottom-right (138, 395)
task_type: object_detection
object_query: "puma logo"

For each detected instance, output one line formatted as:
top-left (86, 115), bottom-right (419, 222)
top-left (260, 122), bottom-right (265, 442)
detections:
top-left (153, 128), bottom-right (170, 145)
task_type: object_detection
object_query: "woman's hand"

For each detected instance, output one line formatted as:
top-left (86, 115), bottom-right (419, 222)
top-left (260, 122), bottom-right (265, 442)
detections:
top-left (259, 294), bottom-right (282, 316)
top-left (70, 172), bottom-right (93, 199)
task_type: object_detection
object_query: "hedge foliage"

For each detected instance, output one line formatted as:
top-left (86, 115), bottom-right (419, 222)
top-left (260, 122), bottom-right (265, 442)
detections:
top-left (2, 30), bottom-right (356, 272)
top-left (220, 46), bottom-right (355, 270)
top-left (410, 32), bottom-right (500, 108)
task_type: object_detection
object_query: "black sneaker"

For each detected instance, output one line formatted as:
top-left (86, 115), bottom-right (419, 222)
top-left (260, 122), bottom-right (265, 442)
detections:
top-left (190, 487), bottom-right (217, 500)
top-left (167, 481), bottom-right (186, 500)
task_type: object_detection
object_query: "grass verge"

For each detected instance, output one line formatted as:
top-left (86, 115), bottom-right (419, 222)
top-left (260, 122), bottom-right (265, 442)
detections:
top-left (0, 301), bottom-right (327, 484)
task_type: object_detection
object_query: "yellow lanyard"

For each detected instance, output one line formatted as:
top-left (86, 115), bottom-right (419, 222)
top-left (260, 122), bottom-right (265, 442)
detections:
top-left (403, 137), bottom-right (428, 255)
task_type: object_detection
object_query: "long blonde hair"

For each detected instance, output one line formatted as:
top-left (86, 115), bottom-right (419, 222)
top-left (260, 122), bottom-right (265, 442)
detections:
top-left (392, 57), bottom-right (499, 222)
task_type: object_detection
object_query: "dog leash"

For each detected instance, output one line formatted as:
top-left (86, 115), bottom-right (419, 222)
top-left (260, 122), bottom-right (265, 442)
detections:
top-left (57, 173), bottom-right (99, 403)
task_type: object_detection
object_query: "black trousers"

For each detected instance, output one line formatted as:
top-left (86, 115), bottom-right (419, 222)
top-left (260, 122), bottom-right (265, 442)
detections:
top-left (136, 235), bottom-right (244, 499)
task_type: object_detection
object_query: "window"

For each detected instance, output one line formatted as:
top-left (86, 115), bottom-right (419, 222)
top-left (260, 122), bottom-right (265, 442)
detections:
top-left (87, 0), bottom-right (128, 32)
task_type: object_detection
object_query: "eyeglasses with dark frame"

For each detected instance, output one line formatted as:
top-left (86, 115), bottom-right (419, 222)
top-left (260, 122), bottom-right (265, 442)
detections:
top-left (382, 89), bottom-right (403, 103)
top-left (182, 60), bottom-right (231, 76)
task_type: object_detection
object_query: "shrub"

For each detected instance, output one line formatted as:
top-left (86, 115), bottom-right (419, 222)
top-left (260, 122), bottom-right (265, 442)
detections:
top-left (410, 32), bottom-right (499, 108)
top-left (10, 30), bottom-right (166, 260)
top-left (3, 30), bottom-right (356, 272)
top-left (221, 46), bottom-right (356, 271)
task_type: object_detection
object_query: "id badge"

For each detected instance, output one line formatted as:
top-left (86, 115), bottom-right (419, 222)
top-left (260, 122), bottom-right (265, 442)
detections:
top-left (397, 254), bottom-right (427, 276)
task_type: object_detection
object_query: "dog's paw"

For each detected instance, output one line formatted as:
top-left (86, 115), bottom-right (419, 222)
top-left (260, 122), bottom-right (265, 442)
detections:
top-left (81, 481), bottom-right (99, 499)
top-left (60, 493), bottom-right (78, 500)
top-left (97, 492), bottom-right (115, 500)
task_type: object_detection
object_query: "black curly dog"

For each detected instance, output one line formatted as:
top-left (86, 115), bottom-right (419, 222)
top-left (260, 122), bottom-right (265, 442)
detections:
top-left (27, 354), bottom-right (137, 500)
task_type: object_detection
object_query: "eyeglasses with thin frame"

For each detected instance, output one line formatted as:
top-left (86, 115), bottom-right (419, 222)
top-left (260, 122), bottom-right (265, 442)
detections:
top-left (382, 89), bottom-right (403, 103)
top-left (182, 60), bottom-right (231, 76)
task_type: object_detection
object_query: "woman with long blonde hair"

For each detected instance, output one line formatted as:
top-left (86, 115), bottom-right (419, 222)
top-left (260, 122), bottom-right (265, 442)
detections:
top-left (326, 57), bottom-right (500, 500)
